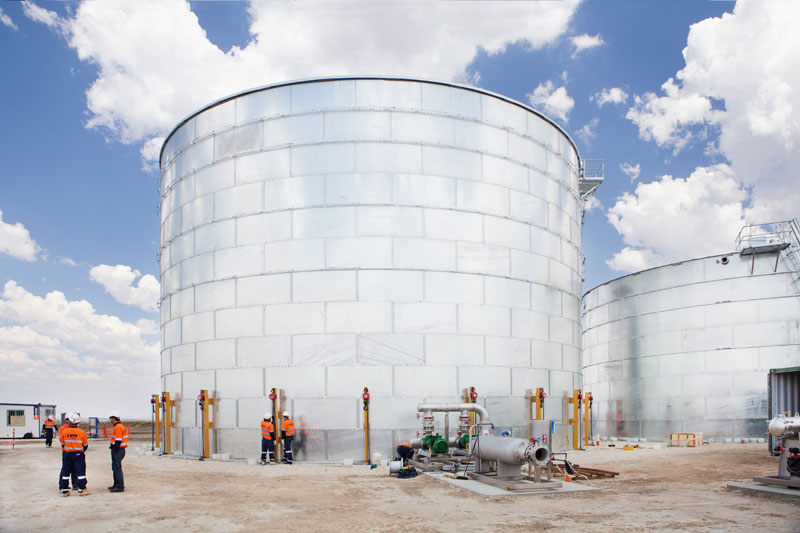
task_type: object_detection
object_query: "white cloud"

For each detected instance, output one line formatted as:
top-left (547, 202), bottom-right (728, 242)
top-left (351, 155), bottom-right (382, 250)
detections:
top-left (0, 281), bottom-right (159, 416)
top-left (584, 196), bottom-right (603, 213)
top-left (58, 256), bottom-right (77, 267)
top-left (89, 264), bottom-right (160, 312)
top-left (25, 0), bottom-right (581, 165)
top-left (619, 161), bottom-right (641, 182)
top-left (21, 1), bottom-right (63, 30)
top-left (570, 33), bottom-right (604, 57)
top-left (625, 0), bottom-right (800, 223)
top-left (1, 7), bottom-right (18, 30)
top-left (606, 164), bottom-right (746, 272)
top-left (591, 87), bottom-right (628, 107)
top-left (0, 209), bottom-right (41, 262)
top-left (527, 80), bottom-right (574, 123)
top-left (576, 118), bottom-right (599, 145)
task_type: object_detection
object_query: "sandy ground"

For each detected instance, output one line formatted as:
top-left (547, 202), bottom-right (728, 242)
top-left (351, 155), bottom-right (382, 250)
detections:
top-left (1, 438), bottom-right (798, 532)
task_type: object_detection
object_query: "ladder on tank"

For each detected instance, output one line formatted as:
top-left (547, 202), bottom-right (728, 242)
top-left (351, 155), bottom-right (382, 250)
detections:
top-left (735, 219), bottom-right (800, 291)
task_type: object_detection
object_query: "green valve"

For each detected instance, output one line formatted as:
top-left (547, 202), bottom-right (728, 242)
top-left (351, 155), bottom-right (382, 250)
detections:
top-left (431, 437), bottom-right (450, 454)
top-left (459, 434), bottom-right (470, 448)
top-left (422, 434), bottom-right (436, 448)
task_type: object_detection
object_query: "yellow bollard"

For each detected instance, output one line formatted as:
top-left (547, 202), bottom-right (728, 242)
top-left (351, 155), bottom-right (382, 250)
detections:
top-left (362, 387), bottom-right (370, 462)
top-left (151, 394), bottom-right (162, 450)
top-left (162, 392), bottom-right (176, 455)
top-left (198, 389), bottom-right (214, 459)
top-left (568, 389), bottom-right (582, 450)
top-left (582, 392), bottom-right (593, 447)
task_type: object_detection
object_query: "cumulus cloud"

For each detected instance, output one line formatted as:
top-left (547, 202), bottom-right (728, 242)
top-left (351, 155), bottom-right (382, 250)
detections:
top-left (0, 210), bottom-right (41, 262)
top-left (606, 164), bottom-right (746, 272)
top-left (591, 87), bottom-right (628, 107)
top-left (58, 256), bottom-right (78, 267)
top-left (570, 33), bottom-right (604, 57)
top-left (24, 0), bottom-right (581, 166)
top-left (619, 161), bottom-right (641, 182)
top-left (576, 118), bottom-right (599, 145)
top-left (1, 7), bottom-right (18, 30)
top-left (625, 0), bottom-right (800, 223)
top-left (527, 80), bottom-right (574, 123)
top-left (0, 281), bottom-right (159, 415)
top-left (89, 264), bottom-right (160, 312)
top-left (584, 196), bottom-right (603, 213)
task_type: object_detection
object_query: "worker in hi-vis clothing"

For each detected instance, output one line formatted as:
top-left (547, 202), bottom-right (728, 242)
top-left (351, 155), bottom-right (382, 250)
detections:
top-left (59, 413), bottom-right (89, 496)
top-left (108, 411), bottom-right (128, 492)
top-left (260, 414), bottom-right (276, 465)
top-left (58, 421), bottom-right (78, 490)
top-left (43, 416), bottom-right (57, 448)
top-left (281, 411), bottom-right (295, 464)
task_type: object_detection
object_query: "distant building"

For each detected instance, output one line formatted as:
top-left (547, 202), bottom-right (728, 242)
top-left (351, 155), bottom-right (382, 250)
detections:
top-left (1, 403), bottom-right (57, 438)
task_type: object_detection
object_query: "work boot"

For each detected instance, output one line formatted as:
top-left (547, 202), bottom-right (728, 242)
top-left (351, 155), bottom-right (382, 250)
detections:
top-left (108, 486), bottom-right (116, 490)
top-left (79, 489), bottom-right (90, 496)
top-left (259, 460), bottom-right (266, 465)
top-left (71, 487), bottom-right (78, 491)
top-left (61, 491), bottom-right (70, 497)
top-left (109, 487), bottom-right (124, 493)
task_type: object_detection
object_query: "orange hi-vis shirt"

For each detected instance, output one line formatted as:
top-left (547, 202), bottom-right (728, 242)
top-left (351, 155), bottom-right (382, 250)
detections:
top-left (261, 420), bottom-right (274, 440)
top-left (61, 426), bottom-right (88, 452)
top-left (43, 419), bottom-right (56, 429)
top-left (110, 422), bottom-right (129, 448)
top-left (58, 424), bottom-right (69, 445)
top-left (281, 419), bottom-right (295, 437)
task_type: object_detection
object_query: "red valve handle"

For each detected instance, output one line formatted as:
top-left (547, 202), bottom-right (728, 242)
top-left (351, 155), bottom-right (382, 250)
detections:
top-left (362, 392), bottom-right (370, 400)
top-left (269, 393), bottom-right (276, 400)
top-left (470, 391), bottom-right (478, 399)
top-left (160, 396), bottom-right (166, 402)
top-left (539, 391), bottom-right (547, 399)
top-left (197, 394), bottom-right (205, 401)
top-left (150, 398), bottom-right (156, 404)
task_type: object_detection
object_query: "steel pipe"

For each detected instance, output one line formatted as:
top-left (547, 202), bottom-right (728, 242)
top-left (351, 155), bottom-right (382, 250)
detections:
top-left (471, 436), bottom-right (551, 466)
top-left (417, 403), bottom-right (490, 423)
top-left (768, 415), bottom-right (800, 438)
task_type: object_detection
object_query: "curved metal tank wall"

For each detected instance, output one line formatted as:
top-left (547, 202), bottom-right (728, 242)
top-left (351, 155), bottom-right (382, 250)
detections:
top-left (158, 77), bottom-right (584, 459)
top-left (583, 253), bottom-right (800, 441)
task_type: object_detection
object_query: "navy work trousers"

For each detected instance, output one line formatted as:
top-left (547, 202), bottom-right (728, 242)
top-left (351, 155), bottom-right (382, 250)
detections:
top-left (111, 447), bottom-right (125, 489)
top-left (44, 428), bottom-right (54, 447)
top-left (60, 452), bottom-right (87, 492)
top-left (60, 450), bottom-right (79, 488)
top-left (283, 436), bottom-right (293, 463)
top-left (261, 438), bottom-right (275, 462)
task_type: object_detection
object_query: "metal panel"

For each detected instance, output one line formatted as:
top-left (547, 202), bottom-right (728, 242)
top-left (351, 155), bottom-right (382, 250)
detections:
top-left (392, 174), bottom-right (455, 208)
top-left (358, 334), bottom-right (424, 365)
top-left (235, 149), bottom-right (291, 184)
top-left (509, 133), bottom-right (547, 170)
top-left (262, 303), bottom-right (325, 335)
top-left (482, 95), bottom-right (527, 133)
top-left (292, 207), bottom-right (355, 239)
top-left (235, 86), bottom-right (291, 123)
top-left (325, 237), bottom-right (393, 269)
top-left (510, 368), bottom-right (549, 396)
top-left (355, 79), bottom-right (421, 109)
top-left (484, 217), bottom-right (530, 251)
top-left (532, 340), bottom-right (563, 370)
top-left (182, 195), bottom-right (214, 232)
top-left (195, 100), bottom-right (235, 139)
top-left (511, 309), bottom-right (549, 340)
top-left (195, 220), bottom-right (235, 255)
top-left (458, 243), bottom-right (510, 276)
top-left (264, 176), bottom-right (324, 211)
top-left (264, 366), bottom-right (325, 397)
top-left (237, 336), bottom-right (290, 367)
top-left (236, 212), bottom-right (291, 246)
top-left (482, 155), bottom-right (528, 192)
top-left (181, 312), bottom-right (215, 343)
top-left (326, 302), bottom-right (393, 333)
top-left (368, 398), bottom-right (425, 429)
top-left (214, 122), bottom-right (263, 160)
top-left (421, 82), bottom-right (481, 119)
top-left (236, 274), bottom-right (291, 306)
top-left (237, 399), bottom-right (272, 428)
top-left (355, 143), bottom-right (422, 173)
top-left (292, 271), bottom-right (356, 303)
top-left (291, 144), bottom-right (355, 176)
top-left (424, 272), bottom-right (483, 304)
top-left (392, 113), bottom-right (454, 145)
top-left (357, 206), bottom-right (423, 237)
top-left (511, 250), bottom-right (549, 283)
top-left (423, 146), bottom-right (481, 181)
top-left (454, 120), bottom-right (508, 155)
top-left (195, 160), bottom-right (235, 197)
top-left (264, 240), bottom-right (325, 272)
top-left (425, 334), bottom-right (485, 365)
top-left (327, 174), bottom-right (391, 205)
top-left (459, 366), bottom-right (511, 396)
top-left (394, 302), bottom-right (457, 333)
top-left (393, 238), bottom-right (456, 271)
top-left (457, 180), bottom-right (508, 216)
top-left (214, 183), bottom-right (262, 219)
top-left (292, 334), bottom-right (357, 365)
top-left (458, 304), bottom-right (510, 336)
top-left (293, 399), bottom-right (358, 430)
top-left (216, 306), bottom-right (264, 338)
top-left (358, 270), bottom-right (424, 302)
top-left (196, 339), bottom-right (236, 370)
top-left (215, 245), bottom-right (264, 280)
top-left (170, 287), bottom-right (194, 318)
top-left (394, 366), bottom-right (457, 397)
top-left (326, 366), bottom-right (393, 397)
top-left (216, 368), bottom-right (263, 398)
top-left (164, 318), bottom-right (182, 347)
top-left (263, 114), bottom-right (324, 146)
top-left (510, 191), bottom-right (548, 228)
top-left (171, 344), bottom-right (195, 372)
top-left (424, 209), bottom-right (482, 242)
top-left (291, 80), bottom-right (355, 112)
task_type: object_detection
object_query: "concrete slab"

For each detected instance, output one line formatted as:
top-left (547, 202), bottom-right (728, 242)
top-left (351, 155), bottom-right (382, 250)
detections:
top-left (424, 472), bottom-right (598, 497)
top-left (727, 482), bottom-right (800, 502)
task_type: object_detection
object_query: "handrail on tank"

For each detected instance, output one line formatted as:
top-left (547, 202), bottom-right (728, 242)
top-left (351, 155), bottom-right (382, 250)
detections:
top-left (735, 219), bottom-right (800, 252)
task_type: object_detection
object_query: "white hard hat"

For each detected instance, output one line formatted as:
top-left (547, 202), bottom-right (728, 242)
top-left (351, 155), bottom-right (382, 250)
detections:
top-left (264, 412), bottom-right (271, 420)
top-left (48, 415), bottom-right (54, 421)
top-left (66, 413), bottom-right (78, 423)
top-left (109, 410), bottom-right (121, 419)
top-left (283, 411), bottom-right (290, 418)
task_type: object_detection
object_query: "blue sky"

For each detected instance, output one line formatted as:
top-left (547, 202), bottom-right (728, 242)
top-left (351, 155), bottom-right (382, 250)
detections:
top-left (1, 0), bottom-right (797, 417)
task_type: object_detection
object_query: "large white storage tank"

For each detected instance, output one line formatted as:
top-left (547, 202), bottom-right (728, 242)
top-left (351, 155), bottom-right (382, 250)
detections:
top-left (158, 77), bottom-right (589, 459)
top-left (583, 223), bottom-right (800, 441)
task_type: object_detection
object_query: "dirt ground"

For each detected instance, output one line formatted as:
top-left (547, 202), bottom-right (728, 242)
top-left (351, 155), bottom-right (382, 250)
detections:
top-left (1, 437), bottom-right (798, 532)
